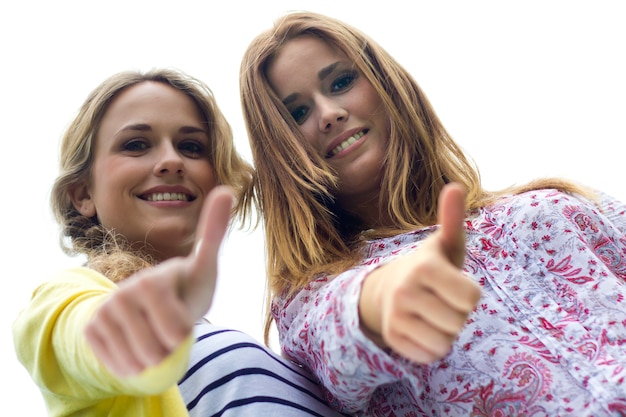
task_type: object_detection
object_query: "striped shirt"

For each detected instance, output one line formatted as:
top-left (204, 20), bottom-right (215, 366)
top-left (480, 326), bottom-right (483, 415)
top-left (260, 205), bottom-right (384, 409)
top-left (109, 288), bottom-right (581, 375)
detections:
top-left (179, 323), bottom-right (351, 417)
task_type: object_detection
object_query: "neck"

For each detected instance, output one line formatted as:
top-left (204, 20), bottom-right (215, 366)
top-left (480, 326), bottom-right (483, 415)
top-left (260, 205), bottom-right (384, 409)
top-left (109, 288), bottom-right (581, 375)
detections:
top-left (337, 193), bottom-right (394, 231)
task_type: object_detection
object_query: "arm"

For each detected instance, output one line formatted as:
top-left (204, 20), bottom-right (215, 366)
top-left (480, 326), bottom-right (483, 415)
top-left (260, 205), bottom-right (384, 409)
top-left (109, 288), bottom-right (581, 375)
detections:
top-left (13, 186), bottom-right (234, 401)
top-left (275, 266), bottom-right (400, 412)
top-left (275, 184), bottom-right (481, 412)
top-left (12, 268), bottom-right (192, 401)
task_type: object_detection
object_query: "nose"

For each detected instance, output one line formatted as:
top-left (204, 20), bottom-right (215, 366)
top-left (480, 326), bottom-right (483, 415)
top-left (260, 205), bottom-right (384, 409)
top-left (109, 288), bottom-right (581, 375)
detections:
top-left (317, 96), bottom-right (347, 132)
top-left (154, 142), bottom-right (185, 177)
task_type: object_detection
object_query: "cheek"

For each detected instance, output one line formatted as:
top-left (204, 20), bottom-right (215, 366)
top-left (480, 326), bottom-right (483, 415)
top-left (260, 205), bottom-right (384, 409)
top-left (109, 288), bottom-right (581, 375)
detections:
top-left (370, 97), bottom-right (391, 138)
top-left (298, 119), bottom-right (318, 146)
top-left (382, 113), bottom-right (392, 138)
top-left (367, 92), bottom-right (386, 116)
top-left (197, 162), bottom-right (218, 190)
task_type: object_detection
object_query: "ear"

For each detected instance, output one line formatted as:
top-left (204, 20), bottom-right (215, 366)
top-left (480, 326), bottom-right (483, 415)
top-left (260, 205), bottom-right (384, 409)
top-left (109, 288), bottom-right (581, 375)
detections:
top-left (69, 181), bottom-right (97, 217)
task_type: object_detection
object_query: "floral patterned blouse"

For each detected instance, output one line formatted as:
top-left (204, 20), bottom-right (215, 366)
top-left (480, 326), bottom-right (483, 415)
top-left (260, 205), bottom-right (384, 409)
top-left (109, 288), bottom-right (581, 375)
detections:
top-left (273, 189), bottom-right (626, 417)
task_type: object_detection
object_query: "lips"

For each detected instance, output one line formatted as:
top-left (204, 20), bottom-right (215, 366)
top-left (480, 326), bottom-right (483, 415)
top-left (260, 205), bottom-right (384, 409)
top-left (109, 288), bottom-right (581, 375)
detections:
top-left (326, 129), bottom-right (368, 158)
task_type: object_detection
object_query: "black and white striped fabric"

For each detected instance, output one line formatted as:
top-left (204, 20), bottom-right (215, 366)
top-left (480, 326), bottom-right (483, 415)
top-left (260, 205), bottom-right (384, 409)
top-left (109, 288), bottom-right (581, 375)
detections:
top-left (179, 323), bottom-right (350, 417)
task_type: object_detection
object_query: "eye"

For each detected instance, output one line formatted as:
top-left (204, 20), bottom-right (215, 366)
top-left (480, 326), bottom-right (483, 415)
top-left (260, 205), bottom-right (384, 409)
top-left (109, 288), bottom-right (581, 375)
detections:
top-left (290, 106), bottom-right (309, 125)
top-left (122, 138), bottom-right (149, 153)
top-left (330, 71), bottom-right (357, 93)
top-left (179, 140), bottom-right (206, 158)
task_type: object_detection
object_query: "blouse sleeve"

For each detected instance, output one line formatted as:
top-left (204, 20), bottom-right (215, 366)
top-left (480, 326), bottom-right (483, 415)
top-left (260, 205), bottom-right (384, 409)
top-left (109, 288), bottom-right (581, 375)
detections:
top-left (273, 263), bottom-right (426, 413)
top-left (12, 267), bottom-right (192, 403)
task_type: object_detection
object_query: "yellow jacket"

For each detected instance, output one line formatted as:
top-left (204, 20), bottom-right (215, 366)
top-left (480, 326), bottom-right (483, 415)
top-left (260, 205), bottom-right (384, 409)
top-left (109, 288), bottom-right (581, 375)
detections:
top-left (13, 267), bottom-right (192, 417)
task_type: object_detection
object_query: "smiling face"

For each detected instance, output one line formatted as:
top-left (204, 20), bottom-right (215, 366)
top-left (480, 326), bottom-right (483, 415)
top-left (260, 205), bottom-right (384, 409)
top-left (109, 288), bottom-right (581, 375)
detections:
top-left (266, 35), bottom-right (390, 217)
top-left (71, 81), bottom-right (217, 260)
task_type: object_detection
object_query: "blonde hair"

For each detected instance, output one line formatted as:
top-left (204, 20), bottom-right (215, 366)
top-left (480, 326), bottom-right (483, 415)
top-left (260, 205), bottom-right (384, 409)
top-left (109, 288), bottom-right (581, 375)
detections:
top-left (51, 68), bottom-right (253, 282)
top-left (239, 12), bottom-right (590, 341)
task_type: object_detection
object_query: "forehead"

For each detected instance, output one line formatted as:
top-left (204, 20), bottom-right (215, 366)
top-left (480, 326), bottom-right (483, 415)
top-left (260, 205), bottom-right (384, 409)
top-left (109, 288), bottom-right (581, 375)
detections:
top-left (98, 81), bottom-right (205, 133)
top-left (267, 36), bottom-right (349, 96)
top-left (107, 82), bottom-right (200, 118)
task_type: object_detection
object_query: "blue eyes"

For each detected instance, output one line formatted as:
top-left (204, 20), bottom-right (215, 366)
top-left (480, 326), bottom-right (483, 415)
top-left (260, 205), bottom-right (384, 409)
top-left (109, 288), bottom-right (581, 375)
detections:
top-left (331, 72), bottom-right (356, 92)
top-left (291, 107), bottom-right (308, 124)
top-left (289, 70), bottom-right (358, 124)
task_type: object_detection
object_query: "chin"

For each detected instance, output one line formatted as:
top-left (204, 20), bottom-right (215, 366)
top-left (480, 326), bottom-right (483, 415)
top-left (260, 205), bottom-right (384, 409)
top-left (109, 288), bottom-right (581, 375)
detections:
top-left (148, 231), bottom-right (196, 257)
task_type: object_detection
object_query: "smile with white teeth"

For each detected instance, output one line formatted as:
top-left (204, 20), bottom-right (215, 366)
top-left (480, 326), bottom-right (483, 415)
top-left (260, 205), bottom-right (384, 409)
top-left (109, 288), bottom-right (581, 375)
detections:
top-left (329, 130), bottom-right (365, 157)
top-left (144, 192), bottom-right (190, 202)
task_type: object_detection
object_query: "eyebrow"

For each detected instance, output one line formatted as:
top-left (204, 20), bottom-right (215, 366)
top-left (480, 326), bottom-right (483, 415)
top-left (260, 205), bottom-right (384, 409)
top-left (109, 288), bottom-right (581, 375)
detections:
top-left (318, 62), bottom-right (340, 81)
top-left (281, 61), bottom-right (342, 106)
top-left (117, 123), bottom-right (207, 135)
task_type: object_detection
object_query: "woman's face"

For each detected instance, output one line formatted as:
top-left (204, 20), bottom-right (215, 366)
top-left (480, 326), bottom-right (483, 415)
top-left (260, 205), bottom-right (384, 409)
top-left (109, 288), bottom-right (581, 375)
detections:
top-left (73, 81), bottom-right (217, 260)
top-left (267, 35), bottom-right (390, 212)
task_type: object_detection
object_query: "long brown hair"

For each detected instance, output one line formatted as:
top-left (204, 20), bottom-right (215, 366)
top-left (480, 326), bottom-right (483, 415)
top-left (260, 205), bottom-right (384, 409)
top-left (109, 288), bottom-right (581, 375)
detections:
top-left (51, 68), bottom-right (253, 282)
top-left (239, 11), bottom-right (589, 341)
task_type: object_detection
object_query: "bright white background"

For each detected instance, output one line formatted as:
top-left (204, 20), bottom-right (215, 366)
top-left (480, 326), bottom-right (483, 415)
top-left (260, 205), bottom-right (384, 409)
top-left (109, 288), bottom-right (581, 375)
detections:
top-left (1, 1), bottom-right (624, 414)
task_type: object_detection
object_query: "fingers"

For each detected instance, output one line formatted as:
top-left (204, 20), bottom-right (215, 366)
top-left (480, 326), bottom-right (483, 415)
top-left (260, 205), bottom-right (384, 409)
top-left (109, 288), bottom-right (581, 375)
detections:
top-left (384, 316), bottom-right (456, 363)
top-left (135, 263), bottom-right (194, 350)
top-left (415, 256), bottom-right (482, 317)
top-left (385, 273), bottom-right (476, 363)
top-left (85, 269), bottom-right (193, 377)
top-left (85, 290), bottom-right (168, 377)
top-left (395, 278), bottom-right (470, 335)
top-left (436, 182), bottom-right (467, 268)
top-left (85, 308), bottom-right (145, 376)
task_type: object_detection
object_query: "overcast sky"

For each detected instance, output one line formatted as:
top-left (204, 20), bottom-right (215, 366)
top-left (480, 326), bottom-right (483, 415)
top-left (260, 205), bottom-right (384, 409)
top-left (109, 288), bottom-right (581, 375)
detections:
top-left (2, 1), bottom-right (625, 414)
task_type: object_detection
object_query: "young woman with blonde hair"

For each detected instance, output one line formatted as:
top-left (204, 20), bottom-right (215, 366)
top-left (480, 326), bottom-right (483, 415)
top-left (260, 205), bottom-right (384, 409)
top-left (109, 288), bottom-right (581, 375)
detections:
top-left (14, 68), bottom-right (350, 417)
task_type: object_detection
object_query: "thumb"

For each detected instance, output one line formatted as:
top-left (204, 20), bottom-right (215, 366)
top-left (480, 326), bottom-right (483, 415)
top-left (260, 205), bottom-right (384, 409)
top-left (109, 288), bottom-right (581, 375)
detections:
top-left (436, 182), bottom-right (467, 268)
top-left (180, 185), bottom-right (234, 320)
top-left (191, 185), bottom-right (236, 275)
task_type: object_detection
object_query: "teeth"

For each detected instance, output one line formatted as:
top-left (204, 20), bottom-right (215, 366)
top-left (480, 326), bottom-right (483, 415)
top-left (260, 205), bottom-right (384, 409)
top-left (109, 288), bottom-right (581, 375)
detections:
top-left (145, 192), bottom-right (189, 202)
top-left (330, 131), bottom-right (365, 156)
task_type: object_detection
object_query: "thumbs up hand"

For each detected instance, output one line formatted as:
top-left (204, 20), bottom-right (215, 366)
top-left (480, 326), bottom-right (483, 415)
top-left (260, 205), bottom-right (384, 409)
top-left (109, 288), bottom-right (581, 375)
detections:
top-left (84, 186), bottom-right (235, 377)
top-left (359, 183), bottom-right (481, 364)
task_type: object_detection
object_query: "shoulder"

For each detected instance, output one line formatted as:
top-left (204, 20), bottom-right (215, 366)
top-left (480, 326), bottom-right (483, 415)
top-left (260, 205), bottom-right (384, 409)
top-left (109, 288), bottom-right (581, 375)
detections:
top-left (480, 189), bottom-right (598, 219)
top-left (13, 267), bottom-right (115, 341)
top-left (191, 323), bottom-right (265, 350)
top-left (26, 267), bottom-right (116, 302)
top-left (16, 266), bottom-right (114, 312)
top-left (465, 189), bottom-right (607, 240)
top-left (51, 266), bottom-right (116, 286)
top-left (181, 323), bottom-right (343, 417)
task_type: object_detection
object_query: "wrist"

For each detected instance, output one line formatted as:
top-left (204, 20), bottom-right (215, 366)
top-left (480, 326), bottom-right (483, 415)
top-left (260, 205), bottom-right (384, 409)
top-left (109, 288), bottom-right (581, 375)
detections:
top-left (358, 268), bottom-right (387, 348)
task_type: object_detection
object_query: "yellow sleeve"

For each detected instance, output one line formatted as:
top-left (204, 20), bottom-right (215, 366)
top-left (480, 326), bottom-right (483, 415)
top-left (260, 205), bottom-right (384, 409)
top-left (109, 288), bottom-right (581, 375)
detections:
top-left (12, 267), bottom-right (192, 408)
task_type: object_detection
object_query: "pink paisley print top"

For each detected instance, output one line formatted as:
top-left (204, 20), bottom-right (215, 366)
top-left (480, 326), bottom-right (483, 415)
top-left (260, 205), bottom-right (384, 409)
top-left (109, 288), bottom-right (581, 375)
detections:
top-left (273, 189), bottom-right (626, 417)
